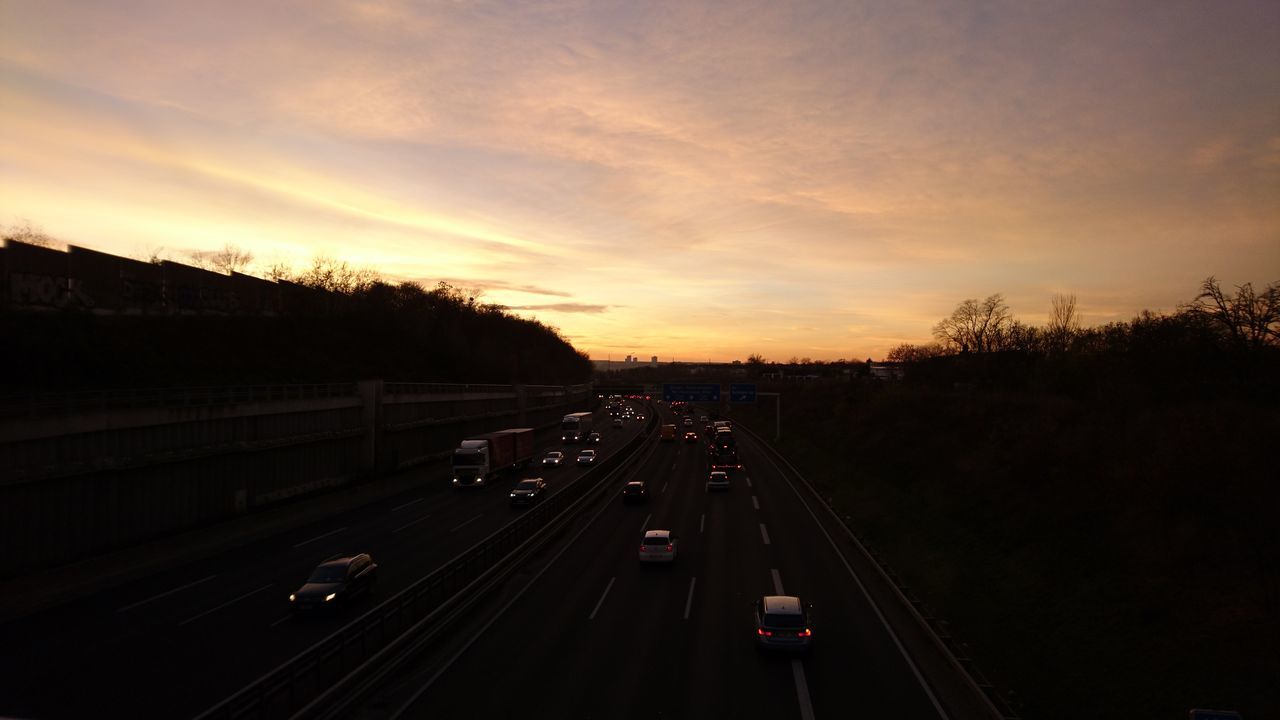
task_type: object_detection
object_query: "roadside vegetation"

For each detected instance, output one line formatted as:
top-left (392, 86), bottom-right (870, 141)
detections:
top-left (0, 240), bottom-right (592, 392)
top-left (728, 278), bottom-right (1279, 719)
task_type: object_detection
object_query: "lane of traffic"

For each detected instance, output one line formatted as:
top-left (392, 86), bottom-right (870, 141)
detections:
top-left (0, 406), bottom-right (650, 719)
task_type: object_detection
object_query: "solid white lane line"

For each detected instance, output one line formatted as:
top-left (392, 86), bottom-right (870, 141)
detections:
top-left (117, 574), bottom-right (217, 613)
top-left (391, 497), bottom-right (424, 512)
top-left (179, 584), bottom-right (273, 627)
top-left (270, 614), bottom-right (292, 627)
top-left (393, 513), bottom-right (433, 533)
top-left (746, 476), bottom-right (753, 487)
top-left (771, 568), bottom-right (785, 594)
top-left (292, 526), bottom-right (347, 548)
top-left (588, 577), bottom-right (616, 620)
top-left (641, 513), bottom-right (652, 532)
top-left (700, 513), bottom-right (705, 533)
top-left (752, 495), bottom-right (760, 510)
top-left (684, 577), bottom-right (697, 620)
top-left (760, 523), bottom-right (771, 545)
top-left (758, 439), bottom-right (950, 719)
top-left (449, 514), bottom-right (483, 533)
top-left (792, 659), bottom-right (816, 720)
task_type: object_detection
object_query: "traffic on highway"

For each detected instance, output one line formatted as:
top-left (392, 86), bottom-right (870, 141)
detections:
top-left (0, 396), bottom-right (976, 719)
top-left (0, 402), bottom-right (651, 718)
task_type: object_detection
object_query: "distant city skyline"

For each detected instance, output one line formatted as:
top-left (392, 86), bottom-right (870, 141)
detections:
top-left (3, 1), bottom-right (1277, 361)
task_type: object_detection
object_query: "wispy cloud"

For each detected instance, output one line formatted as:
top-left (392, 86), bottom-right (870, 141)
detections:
top-left (507, 303), bottom-right (610, 314)
top-left (2, 0), bottom-right (1277, 360)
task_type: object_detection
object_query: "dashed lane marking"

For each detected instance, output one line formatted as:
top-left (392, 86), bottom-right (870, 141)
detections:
top-left (117, 575), bottom-right (217, 613)
top-left (588, 577), bottom-right (616, 620)
top-left (292, 527), bottom-right (347, 548)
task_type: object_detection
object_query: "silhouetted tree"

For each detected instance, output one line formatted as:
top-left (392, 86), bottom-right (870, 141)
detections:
top-left (933, 294), bottom-right (1013, 353)
top-left (187, 243), bottom-right (255, 275)
top-left (3, 220), bottom-right (58, 247)
top-left (886, 342), bottom-right (948, 362)
top-left (1185, 276), bottom-right (1280, 349)
top-left (295, 255), bottom-right (379, 294)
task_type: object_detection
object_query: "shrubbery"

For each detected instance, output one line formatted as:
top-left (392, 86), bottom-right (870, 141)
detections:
top-left (1, 277), bottom-right (592, 393)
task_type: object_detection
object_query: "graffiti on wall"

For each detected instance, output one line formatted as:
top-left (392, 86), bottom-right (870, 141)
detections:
top-left (2, 241), bottom-right (283, 315)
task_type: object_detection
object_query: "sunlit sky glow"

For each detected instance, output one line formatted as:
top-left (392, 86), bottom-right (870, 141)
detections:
top-left (3, 0), bottom-right (1278, 361)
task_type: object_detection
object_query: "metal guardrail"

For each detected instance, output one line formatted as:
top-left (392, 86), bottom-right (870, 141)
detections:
top-left (1, 381), bottom-right (595, 422)
top-left (0, 383), bottom-right (361, 421)
top-left (383, 382), bottom-right (513, 396)
top-left (193, 412), bottom-right (654, 720)
top-left (733, 419), bottom-right (1020, 720)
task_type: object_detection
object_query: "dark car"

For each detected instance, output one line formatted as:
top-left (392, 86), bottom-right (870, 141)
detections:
top-left (621, 481), bottom-right (648, 503)
top-left (683, 431), bottom-right (699, 443)
top-left (587, 432), bottom-right (602, 444)
top-left (754, 595), bottom-right (813, 652)
top-left (290, 553), bottom-right (377, 612)
top-left (509, 477), bottom-right (548, 506)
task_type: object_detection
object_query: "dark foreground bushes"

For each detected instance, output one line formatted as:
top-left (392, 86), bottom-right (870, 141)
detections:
top-left (728, 364), bottom-right (1279, 718)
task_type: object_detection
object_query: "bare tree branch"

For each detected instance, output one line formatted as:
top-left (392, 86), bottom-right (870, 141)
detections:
top-left (1187, 276), bottom-right (1280, 349)
top-left (3, 220), bottom-right (59, 248)
top-left (933, 294), bottom-right (1013, 353)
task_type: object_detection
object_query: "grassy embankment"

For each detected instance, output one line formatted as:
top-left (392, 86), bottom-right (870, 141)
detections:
top-left (726, 381), bottom-right (1278, 719)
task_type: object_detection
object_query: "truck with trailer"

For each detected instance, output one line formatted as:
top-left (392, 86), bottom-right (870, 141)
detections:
top-left (452, 428), bottom-right (536, 487)
top-left (561, 411), bottom-right (594, 443)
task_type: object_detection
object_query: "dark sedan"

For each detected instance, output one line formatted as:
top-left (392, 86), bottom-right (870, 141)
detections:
top-left (509, 477), bottom-right (548, 506)
top-left (289, 553), bottom-right (377, 612)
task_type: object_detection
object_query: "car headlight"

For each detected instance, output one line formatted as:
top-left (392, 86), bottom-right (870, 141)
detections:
top-left (452, 478), bottom-right (459, 484)
top-left (325, 593), bottom-right (337, 602)
top-left (289, 594), bottom-right (296, 602)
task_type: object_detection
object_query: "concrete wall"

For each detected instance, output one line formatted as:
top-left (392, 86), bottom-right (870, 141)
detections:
top-left (0, 381), bottom-right (592, 578)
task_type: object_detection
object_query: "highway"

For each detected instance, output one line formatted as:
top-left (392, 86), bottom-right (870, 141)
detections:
top-left (0, 405), bottom-right (649, 720)
top-left (350, 404), bottom-right (949, 719)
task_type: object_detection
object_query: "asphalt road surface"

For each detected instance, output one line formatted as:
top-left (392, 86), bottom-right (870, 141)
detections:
top-left (0, 404), bottom-right (649, 719)
top-left (354, 405), bottom-right (948, 720)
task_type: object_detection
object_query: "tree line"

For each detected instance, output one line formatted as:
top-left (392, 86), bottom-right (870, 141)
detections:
top-left (1, 233), bottom-right (593, 391)
top-left (882, 277), bottom-right (1280, 397)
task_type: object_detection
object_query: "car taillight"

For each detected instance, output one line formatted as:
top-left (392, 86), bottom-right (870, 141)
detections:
top-left (798, 628), bottom-right (811, 637)
top-left (757, 628), bottom-right (772, 637)
top-left (639, 546), bottom-right (646, 552)
top-left (666, 545), bottom-right (673, 551)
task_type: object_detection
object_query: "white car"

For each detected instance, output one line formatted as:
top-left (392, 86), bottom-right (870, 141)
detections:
top-left (542, 451), bottom-right (564, 467)
top-left (706, 471), bottom-right (731, 491)
top-left (638, 530), bottom-right (677, 563)
top-left (576, 449), bottom-right (597, 466)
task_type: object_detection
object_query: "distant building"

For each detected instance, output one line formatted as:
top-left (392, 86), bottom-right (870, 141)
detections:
top-left (869, 363), bottom-right (904, 381)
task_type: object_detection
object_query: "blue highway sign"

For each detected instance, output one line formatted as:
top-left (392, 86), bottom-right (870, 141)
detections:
top-left (663, 383), bottom-right (721, 402)
top-left (729, 383), bottom-right (757, 403)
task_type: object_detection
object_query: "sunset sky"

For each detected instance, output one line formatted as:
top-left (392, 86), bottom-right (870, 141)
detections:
top-left (2, 0), bottom-right (1277, 361)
